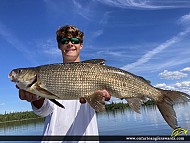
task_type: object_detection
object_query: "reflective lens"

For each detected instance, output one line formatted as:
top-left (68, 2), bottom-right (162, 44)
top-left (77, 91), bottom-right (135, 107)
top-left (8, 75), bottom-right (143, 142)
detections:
top-left (59, 38), bottom-right (81, 44)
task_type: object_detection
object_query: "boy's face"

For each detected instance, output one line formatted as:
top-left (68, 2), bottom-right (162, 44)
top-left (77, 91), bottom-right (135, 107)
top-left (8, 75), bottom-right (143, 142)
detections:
top-left (58, 37), bottom-right (83, 63)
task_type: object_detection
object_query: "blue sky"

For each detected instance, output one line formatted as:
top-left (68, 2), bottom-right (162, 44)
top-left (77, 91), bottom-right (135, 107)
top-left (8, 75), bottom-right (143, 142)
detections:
top-left (0, 0), bottom-right (190, 114)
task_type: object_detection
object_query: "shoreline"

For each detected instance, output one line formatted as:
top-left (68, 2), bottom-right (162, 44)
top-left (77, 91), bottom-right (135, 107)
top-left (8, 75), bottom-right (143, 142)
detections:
top-left (0, 101), bottom-right (155, 123)
top-left (0, 111), bottom-right (43, 123)
top-left (0, 117), bottom-right (44, 124)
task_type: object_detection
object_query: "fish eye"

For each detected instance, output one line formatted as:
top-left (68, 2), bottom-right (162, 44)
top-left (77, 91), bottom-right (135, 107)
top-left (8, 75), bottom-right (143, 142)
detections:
top-left (17, 69), bottom-right (22, 74)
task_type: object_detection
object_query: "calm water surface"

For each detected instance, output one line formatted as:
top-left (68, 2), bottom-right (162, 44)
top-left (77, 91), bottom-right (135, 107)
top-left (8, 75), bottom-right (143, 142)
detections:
top-left (97, 103), bottom-right (190, 135)
top-left (0, 103), bottom-right (190, 143)
top-left (0, 118), bottom-right (44, 135)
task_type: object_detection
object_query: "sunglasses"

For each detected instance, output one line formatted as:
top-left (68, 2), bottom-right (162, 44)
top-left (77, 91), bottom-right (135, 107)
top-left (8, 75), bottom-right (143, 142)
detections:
top-left (59, 38), bottom-right (81, 45)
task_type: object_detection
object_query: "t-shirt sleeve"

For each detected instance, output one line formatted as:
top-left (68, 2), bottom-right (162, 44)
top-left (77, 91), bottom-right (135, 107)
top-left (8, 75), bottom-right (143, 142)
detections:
top-left (31, 98), bottom-right (54, 117)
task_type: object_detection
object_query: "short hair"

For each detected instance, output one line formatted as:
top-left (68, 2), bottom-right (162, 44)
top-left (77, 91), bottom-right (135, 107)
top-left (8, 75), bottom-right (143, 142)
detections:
top-left (56, 25), bottom-right (84, 43)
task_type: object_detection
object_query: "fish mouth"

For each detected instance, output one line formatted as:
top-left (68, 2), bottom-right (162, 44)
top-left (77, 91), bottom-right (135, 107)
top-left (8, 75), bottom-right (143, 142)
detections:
top-left (8, 71), bottom-right (18, 82)
top-left (8, 71), bottom-right (37, 88)
top-left (9, 77), bottom-right (18, 82)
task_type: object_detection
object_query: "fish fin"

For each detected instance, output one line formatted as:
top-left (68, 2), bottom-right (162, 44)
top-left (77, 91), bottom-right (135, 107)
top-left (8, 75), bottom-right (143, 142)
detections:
top-left (27, 75), bottom-right (37, 88)
top-left (125, 98), bottom-right (143, 113)
top-left (35, 85), bottom-right (60, 99)
top-left (49, 99), bottom-right (65, 109)
top-left (35, 85), bottom-right (65, 108)
top-left (82, 59), bottom-right (106, 65)
top-left (137, 76), bottom-right (151, 84)
top-left (85, 93), bottom-right (105, 112)
top-left (156, 89), bottom-right (190, 129)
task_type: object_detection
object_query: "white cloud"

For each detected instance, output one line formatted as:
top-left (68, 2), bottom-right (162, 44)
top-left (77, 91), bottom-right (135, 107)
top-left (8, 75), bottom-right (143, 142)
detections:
top-left (99, 11), bottom-right (112, 25)
top-left (159, 70), bottom-right (188, 80)
top-left (179, 13), bottom-right (190, 26)
top-left (0, 22), bottom-right (37, 64)
top-left (38, 39), bottom-right (60, 56)
top-left (175, 81), bottom-right (190, 88)
top-left (43, 47), bottom-right (61, 56)
top-left (71, 0), bottom-right (113, 25)
top-left (37, 39), bottom-right (63, 64)
top-left (121, 13), bottom-right (190, 71)
top-left (155, 81), bottom-right (190, 95)
top-left (97, 49), bottom-right (127, 57)
top-left (155, 83), bottom-right (176, 90)
top-left (181, 67), bottom-right (190, 72)
top-left (92, 30), bottom-right (104, 38)
top-left (72, 0), bottom-right (82, 9)
top-left (72, 0), bottom-right (95, 21)
top-left (122, 32), bottom-right (187, 70)
top-left (97, 0), bottom-right (190, 9)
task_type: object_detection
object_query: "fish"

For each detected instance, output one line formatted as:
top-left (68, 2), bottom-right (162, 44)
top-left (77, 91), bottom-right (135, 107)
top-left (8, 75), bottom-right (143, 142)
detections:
top-left (8, 59), bottom-right (190, 129)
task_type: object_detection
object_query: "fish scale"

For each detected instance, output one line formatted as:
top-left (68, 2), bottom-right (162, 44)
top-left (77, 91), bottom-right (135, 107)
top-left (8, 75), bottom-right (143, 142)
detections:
top-left (37, 63), bottom-right (160, 100)
top-left (9, 59), bottom-right (190, 129)
top-left (44, 65), bottom-right (102, 98)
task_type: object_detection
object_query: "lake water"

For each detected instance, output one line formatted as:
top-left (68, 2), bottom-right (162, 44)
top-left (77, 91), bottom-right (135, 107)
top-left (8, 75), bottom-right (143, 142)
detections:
top-left (0, 103), bottom-right (190, 143)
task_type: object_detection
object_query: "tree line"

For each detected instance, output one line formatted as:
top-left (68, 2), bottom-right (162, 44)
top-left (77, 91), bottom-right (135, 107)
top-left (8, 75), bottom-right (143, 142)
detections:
top-left (0, 100), bottom-right (155, 122)
top-left (105, 100), bottom-right (155, 111)
top-left (0, 111), bottom-right (42, 123)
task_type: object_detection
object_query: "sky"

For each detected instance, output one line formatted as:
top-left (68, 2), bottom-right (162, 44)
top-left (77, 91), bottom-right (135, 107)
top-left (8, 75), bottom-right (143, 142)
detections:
top-left (0, 0), bottom-right (190, 114)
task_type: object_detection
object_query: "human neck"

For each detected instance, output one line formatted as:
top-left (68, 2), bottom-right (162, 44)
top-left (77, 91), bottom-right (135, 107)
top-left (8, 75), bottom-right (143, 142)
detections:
top-left (63, 57), bottom-right (80, 63)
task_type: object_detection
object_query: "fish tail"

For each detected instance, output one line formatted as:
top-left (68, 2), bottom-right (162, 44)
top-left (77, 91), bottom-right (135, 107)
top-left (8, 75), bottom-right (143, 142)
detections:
top-left (156, 89), bottom-right (190, 129)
